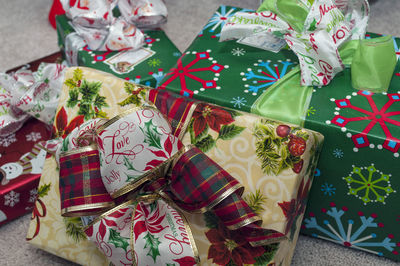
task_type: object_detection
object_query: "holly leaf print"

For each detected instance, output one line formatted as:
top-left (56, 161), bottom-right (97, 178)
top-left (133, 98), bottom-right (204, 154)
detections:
top-left (94, 94), bottom-right (108, 109)
top-left (64, 78), bottom-right (77, 89)
top-left (308, 18), bottom-right (317, 31)
top-left (66, 89), bottom-right (79, 108)
top-left (73, 68), bottom-right (83, 82)
top-left (108, 228), bottom-right (130, 251)
top-left (144, 232), bottom-right (161, 263)
top-left (217, 124), bottom-right (245, 140)
top-left (126, 174), bottom-right (138, 182)
top-left (194, 135), bottom-right (215, 153)
top-left (38, 183), bottom-right (51, 198)
top-left (141, 119), bottom-right (162, 149)
top-left (123, 156), bottom-right (136, 171)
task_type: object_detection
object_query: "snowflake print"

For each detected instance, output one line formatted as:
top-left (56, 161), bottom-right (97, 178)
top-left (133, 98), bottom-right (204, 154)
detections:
top-left (231, 47), bottom-right (245, 56)
top-left (147, 58), bottom-right (161, 67)
top-left (26, 132), bottom-right (42, 142)
top-left (199, 6), bottom-right (250, 37)
top-left (0, 134), bottom-right (17, 147)
top-left (230, 97), bottom-right (247, 108)
top-left (307, 106), bottom-right (316, 116)
top-left (241, 59), bottom-right (295, 96)
top-left (329, 90), bottom-right (400, 156)
top-left (343, 164), bottom-right (395, 205)
top-left (158, 50), bottom-right (225, 97)
top-left (333, 148), bottom-right (344, 158)
top-left (4, 190), bottom-right (20, 207)
top-left (173, 52), bottom-right (181, 57)
top-left (321, 183), bottom-right (336, 196)
top-left (28, 189), bottom-right (38, 203)
top-left (304, 202), bottom-right (399, 257)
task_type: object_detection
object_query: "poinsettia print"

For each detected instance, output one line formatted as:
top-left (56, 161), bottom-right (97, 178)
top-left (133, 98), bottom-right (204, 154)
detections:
top-left (278, 177), bottom-right (312, 240)
top-left (192, 103), bottom-right (234, 137)
top-left (189, 104), bottom-right (245, 153)
top-left (205, 224), bottom-right (265, 266)
top-left (53, 106), bottom-right (85, 138)
top-left (133, 201), bottom-right (167, 241)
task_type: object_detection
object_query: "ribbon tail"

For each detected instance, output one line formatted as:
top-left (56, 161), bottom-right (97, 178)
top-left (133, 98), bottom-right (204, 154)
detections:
top-left (169, 146), bottom-right (287, 247)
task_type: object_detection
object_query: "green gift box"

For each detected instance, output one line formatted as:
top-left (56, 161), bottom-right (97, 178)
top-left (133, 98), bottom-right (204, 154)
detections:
top-left (159, 5), bottom-right (400, 262)
top-left (56, 14), bottom-right (181, 88)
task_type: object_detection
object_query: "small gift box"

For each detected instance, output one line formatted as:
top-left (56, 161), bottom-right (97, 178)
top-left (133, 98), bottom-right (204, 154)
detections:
top-left (56, 11), bottom-right (181, 88)
top-left (27, 67), bottom-right (324, 266)
top-left (158, 4), bottom-right (400, 261)
top-left (0, 118), bottom-right (51, 226)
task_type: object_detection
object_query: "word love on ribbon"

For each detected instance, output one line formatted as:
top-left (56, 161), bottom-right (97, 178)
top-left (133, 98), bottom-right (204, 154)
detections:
top-left (59, 99), bottom-right (288, 265)
top-left (220, 0), bottom-right (369, 86)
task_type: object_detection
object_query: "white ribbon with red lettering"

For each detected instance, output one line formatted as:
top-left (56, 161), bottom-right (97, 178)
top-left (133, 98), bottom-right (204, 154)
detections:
top-left (220, 0), bottom-right (369, 86)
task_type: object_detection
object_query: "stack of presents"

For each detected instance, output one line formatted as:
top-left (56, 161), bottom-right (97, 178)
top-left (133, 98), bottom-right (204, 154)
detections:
top-left (1, 0), bottom-right (400, 265)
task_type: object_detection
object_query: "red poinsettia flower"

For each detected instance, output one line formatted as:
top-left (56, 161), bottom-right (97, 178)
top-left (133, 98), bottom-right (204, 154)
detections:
top-left (133, 202), bottom-right (167, 241)
top-left (278, 177), bottom-right (312, 237)
top-left (192, 103), bottom-right (234, 137)
top-left (205, 225), bottom-right (265, 266)
top-left (53, 106), bottom-right (85, 138)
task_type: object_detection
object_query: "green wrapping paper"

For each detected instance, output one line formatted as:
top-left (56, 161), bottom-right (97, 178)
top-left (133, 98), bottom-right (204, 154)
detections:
top-left (158, 5), bottom-right (400, 261)
top-left (56, 14), bottom-right (181, 88)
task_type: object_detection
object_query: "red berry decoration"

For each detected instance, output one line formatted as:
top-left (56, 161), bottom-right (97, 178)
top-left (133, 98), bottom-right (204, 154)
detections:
top-left (276, 125), bottom-right (291, 138)
top-left (288, 135), bottom-right (306, 156)
top-left (292, 159), bottom-right (304, 173)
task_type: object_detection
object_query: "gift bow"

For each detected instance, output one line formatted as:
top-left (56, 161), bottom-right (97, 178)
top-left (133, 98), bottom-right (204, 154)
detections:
top-left (60, 0), bottom-right (168, 65)
top-left (219, 0), bottom-right (370, 86)
top-left (0, 63), bottom-right (66, 136)
top-left (59, 88), bottom-right (289, 265)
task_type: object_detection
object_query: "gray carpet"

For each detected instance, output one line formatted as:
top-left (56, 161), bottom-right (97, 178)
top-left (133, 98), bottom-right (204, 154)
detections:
top-left (0, 0), bottom-right (399, 265)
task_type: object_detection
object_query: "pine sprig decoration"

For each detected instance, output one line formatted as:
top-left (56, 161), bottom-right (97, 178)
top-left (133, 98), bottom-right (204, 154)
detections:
top-left (243, 189), bottom-right (267, 215)
top-left (64, 217), bottom-right (86, 243)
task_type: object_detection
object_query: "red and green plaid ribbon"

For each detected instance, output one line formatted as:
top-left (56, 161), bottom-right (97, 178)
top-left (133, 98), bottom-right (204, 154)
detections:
top-left (59, 148), bottom-right (114, 216)
top-left (148, 88), bottom-right (286, 246)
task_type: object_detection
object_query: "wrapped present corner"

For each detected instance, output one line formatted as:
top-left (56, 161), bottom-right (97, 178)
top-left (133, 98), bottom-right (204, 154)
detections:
top-left (0, 60), bottom-right (67, 225)
top-left (27, 67), bottom-right (324, 266)
top-left (0, 118), bottom-right (52, 226)
top-left (55, 0), bottom-right (180, 89)
top-left (158, 4), bottom-right (400, 261)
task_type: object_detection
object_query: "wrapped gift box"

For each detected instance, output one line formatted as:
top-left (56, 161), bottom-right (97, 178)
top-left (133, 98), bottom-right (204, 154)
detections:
top-left (0, 118), bottom-right (51, 226)
top-left (27, 67), bottom-right (323, 266)
top-left (158, 5), bottom-right (400, 261)
top-left (56, 14), bottom-right (182, 88)
top-left (157, 5), bottom-right (298, 115)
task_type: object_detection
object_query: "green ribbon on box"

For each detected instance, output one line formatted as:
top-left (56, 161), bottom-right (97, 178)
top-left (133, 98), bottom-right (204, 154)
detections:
top-left (351, 35), bottom-right (397, 92)
top-left (247, 0), bottom-right (398, 126)
top-left (251, 35), bottom-right (397, 126)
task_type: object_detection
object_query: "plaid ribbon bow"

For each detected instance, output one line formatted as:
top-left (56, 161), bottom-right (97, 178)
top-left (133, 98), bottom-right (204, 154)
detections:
top-left (59, 88), bottom-right (287, 266)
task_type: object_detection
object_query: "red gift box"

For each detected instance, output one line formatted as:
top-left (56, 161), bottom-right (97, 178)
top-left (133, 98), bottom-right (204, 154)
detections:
top-left (0, 118), bottom-right (51, 225)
